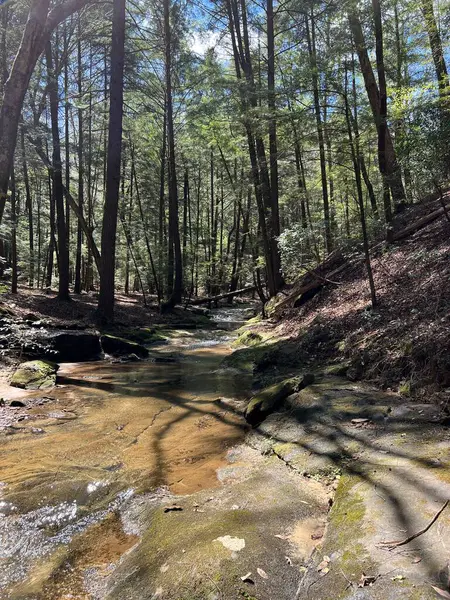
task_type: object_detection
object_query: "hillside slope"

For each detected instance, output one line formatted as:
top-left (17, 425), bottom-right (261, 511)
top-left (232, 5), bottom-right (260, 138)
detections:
top-left (249, 197), bottom-right (450, 405)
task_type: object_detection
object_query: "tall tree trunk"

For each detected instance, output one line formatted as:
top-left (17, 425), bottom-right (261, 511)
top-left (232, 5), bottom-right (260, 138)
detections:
top-left (46, 40), bottom-right (70, 300)
top-left (267, 0), bottom-right (280, 239)
top-left (348, 8), bottom-right (406, 212)
top-left (351, 50), bottom-right (378, 216)
top-left (162, 0), bottom-right (183, 310)
top-left (158, 103), bottom-right (167, 293)
top-left (21, 126), bottom-right (34, 287)
top-left (225, 0), bottom-right (282, 297)
top-left (0, 0), bottom-right (93, 224)
top-left (372, 0), bottom-right (393, 223)
top-left (97, 0), bottom-right (125, 322)
top-left (45, 166), bottom-right (55, 288)
top-left (63, 21), bottom-right (71, 247)
top-left (10, 166), bottom-right (18, 294)
top-left (305, 10), bottom-right (332, 254)
top-left (74, 25), bottom-right (83, 293)
top-left (344, 65), bottom-right (377, 308)
top-left (420, 0), bottom-right (450, 170)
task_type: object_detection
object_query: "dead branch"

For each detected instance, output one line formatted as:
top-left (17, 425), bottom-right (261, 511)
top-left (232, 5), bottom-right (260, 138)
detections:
top-left (378, 500), bottom-right (449, 549)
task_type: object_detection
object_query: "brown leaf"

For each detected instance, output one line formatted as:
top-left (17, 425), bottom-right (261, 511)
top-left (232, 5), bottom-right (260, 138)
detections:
top-left (431, 586), bottom-right (450, 599)
top-left (257, 568), bottom-right (268, 580)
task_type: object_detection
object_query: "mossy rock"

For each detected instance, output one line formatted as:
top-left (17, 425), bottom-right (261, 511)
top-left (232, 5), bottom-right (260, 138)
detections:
top-left (234, 330), bottom-right (263, 347)
top-left (100, 334), bottom-right (149, 358)
top-left (245, 373), bottom-right (315, 426)
top-left (117, 328), bottom-right (166, 345)
top-left (10, 360), bottom-right (59, 390)
top-left (322, 361), bottom-right (351, 377)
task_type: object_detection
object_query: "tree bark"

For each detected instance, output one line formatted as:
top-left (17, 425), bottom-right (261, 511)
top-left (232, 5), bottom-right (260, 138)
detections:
top-left (348, 8), bottom-right (406, 212)
top-left (74, 25), bottom-right (83, 293)
top-left (161, 0), bottom-right (183, 311)
top-left (97, 0), bottom-right (126, 322)
top-left (0, 0), bottom-right (93, 225)
top-left (305, 10), bottom-right (332, 254)
top-left (46, 40), bottom-right (70, 300)
top-left (21, 126), bottom-right (34, 287)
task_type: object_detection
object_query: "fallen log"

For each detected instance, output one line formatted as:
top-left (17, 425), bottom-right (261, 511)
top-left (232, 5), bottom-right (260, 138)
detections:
top-left (389, 196), bottom-right (450, 242)
top-left (190, 285), bottom-right (256, 306)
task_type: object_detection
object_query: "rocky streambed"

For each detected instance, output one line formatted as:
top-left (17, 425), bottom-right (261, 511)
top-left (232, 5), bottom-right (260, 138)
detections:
top-left (0, 308), bottom-right (449, 600)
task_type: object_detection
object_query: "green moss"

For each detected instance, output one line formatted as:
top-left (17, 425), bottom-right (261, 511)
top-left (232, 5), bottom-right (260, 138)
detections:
top-left (118, 328), bottom-right (166, 345)
top-left (234, 330), bottom-right (263, 347)
top-left (322, 362), bottom-right (351, 377)
top-left (398, 380), bottom-right (412, 396)
top-left (10, 360), bottom-right (58, 390)
top-left (100, 334), bottom-right (149, 357)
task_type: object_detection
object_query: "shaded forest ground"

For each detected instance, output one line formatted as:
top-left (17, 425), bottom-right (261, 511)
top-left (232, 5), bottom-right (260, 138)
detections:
top-left (237, 196), bottom-right (450, 407)
top-left (0, 288), bottom-right (206, 330)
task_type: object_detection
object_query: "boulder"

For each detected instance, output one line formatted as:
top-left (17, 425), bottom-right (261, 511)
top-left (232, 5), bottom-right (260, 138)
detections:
top-left (245, 373), bottom-right (315, 426)
top-left (101, 334), bottom-right (149, 358)
top-left (10, 360), bottom-right (58, 390)
top-left (22, 330), bottom-right (101, 362)
top-left (52, 332), bottom-right (102, 362)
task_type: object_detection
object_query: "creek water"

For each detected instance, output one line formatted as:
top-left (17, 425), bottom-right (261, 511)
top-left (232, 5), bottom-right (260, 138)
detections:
top-left (0, 309), bottom-right (254, 599)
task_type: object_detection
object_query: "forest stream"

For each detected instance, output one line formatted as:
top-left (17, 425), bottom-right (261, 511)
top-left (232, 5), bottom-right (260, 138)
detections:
top-left (1, 308), bottom-right (450, 600)
top-left (0, 311), bottom-right (256, 599)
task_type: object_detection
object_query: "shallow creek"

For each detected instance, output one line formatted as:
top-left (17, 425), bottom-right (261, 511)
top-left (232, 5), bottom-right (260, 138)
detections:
top-left (0, 320), bottom-right (253, 598)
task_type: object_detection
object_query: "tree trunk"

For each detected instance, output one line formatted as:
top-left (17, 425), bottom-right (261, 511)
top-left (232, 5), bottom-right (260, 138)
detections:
top-left (348, 8), bottom-right (406, 212)
top-left (420, 0), bottom-right (450, 171)
top-left (161, 0), bottom-right (183, 311)
top-left (97, 0), bottom-right (126, 322)
top-left (74, 26), bottom-right (83, 293)
top-left (46, 40), bottom-right (70, 300)
top-left (344, 64), bottom-right (377, 308)
top-left (21, 126), bottom-right (34, 287)
top-left (10, 166), bottom-right (18, 294)
top-left (0, 0), bottom-right (93, 224)
top-left (305, 10), bottom-right (332, 254)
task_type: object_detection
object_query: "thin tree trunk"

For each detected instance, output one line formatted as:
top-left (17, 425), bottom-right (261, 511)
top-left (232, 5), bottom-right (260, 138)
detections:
top-left (348, 8), bottom-right (406, 211)
top-left (305, 10), bottom-right (332, 254)
top-left (74, 25), bottom-right (83, 293)
top-left (21, 126), bottom-right (34, 287)
top-left (45, 164), bottom-right (55, 288)
top-left (46, 40), bottom-right (70, 300)
top-left (162, 0), bottom-right (183, 311)
top-left (420, 0), bottom-right (450, 170)
top-left (351, 50), bottom-right (378, 216)
top-left (10, 166), bottom-right (17, 293)
top-left (344, 65), bottom-right (377, 308)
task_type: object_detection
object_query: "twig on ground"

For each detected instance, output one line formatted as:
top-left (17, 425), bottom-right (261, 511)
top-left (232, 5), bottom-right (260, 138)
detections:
top-left (378, 500), bottom-right (449, 549)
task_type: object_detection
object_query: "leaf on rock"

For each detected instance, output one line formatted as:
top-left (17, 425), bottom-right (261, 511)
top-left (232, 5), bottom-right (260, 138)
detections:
top-left (257, 568), bottom-right (268, 580)
top-left (431, 586), bottom-right (450, 599)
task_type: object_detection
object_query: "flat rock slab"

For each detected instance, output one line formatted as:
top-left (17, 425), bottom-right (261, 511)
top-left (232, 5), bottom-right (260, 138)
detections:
top-left (97, 446), bottom-right (330, 600)
top-left (248, 378), bottom-right (450, 599)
